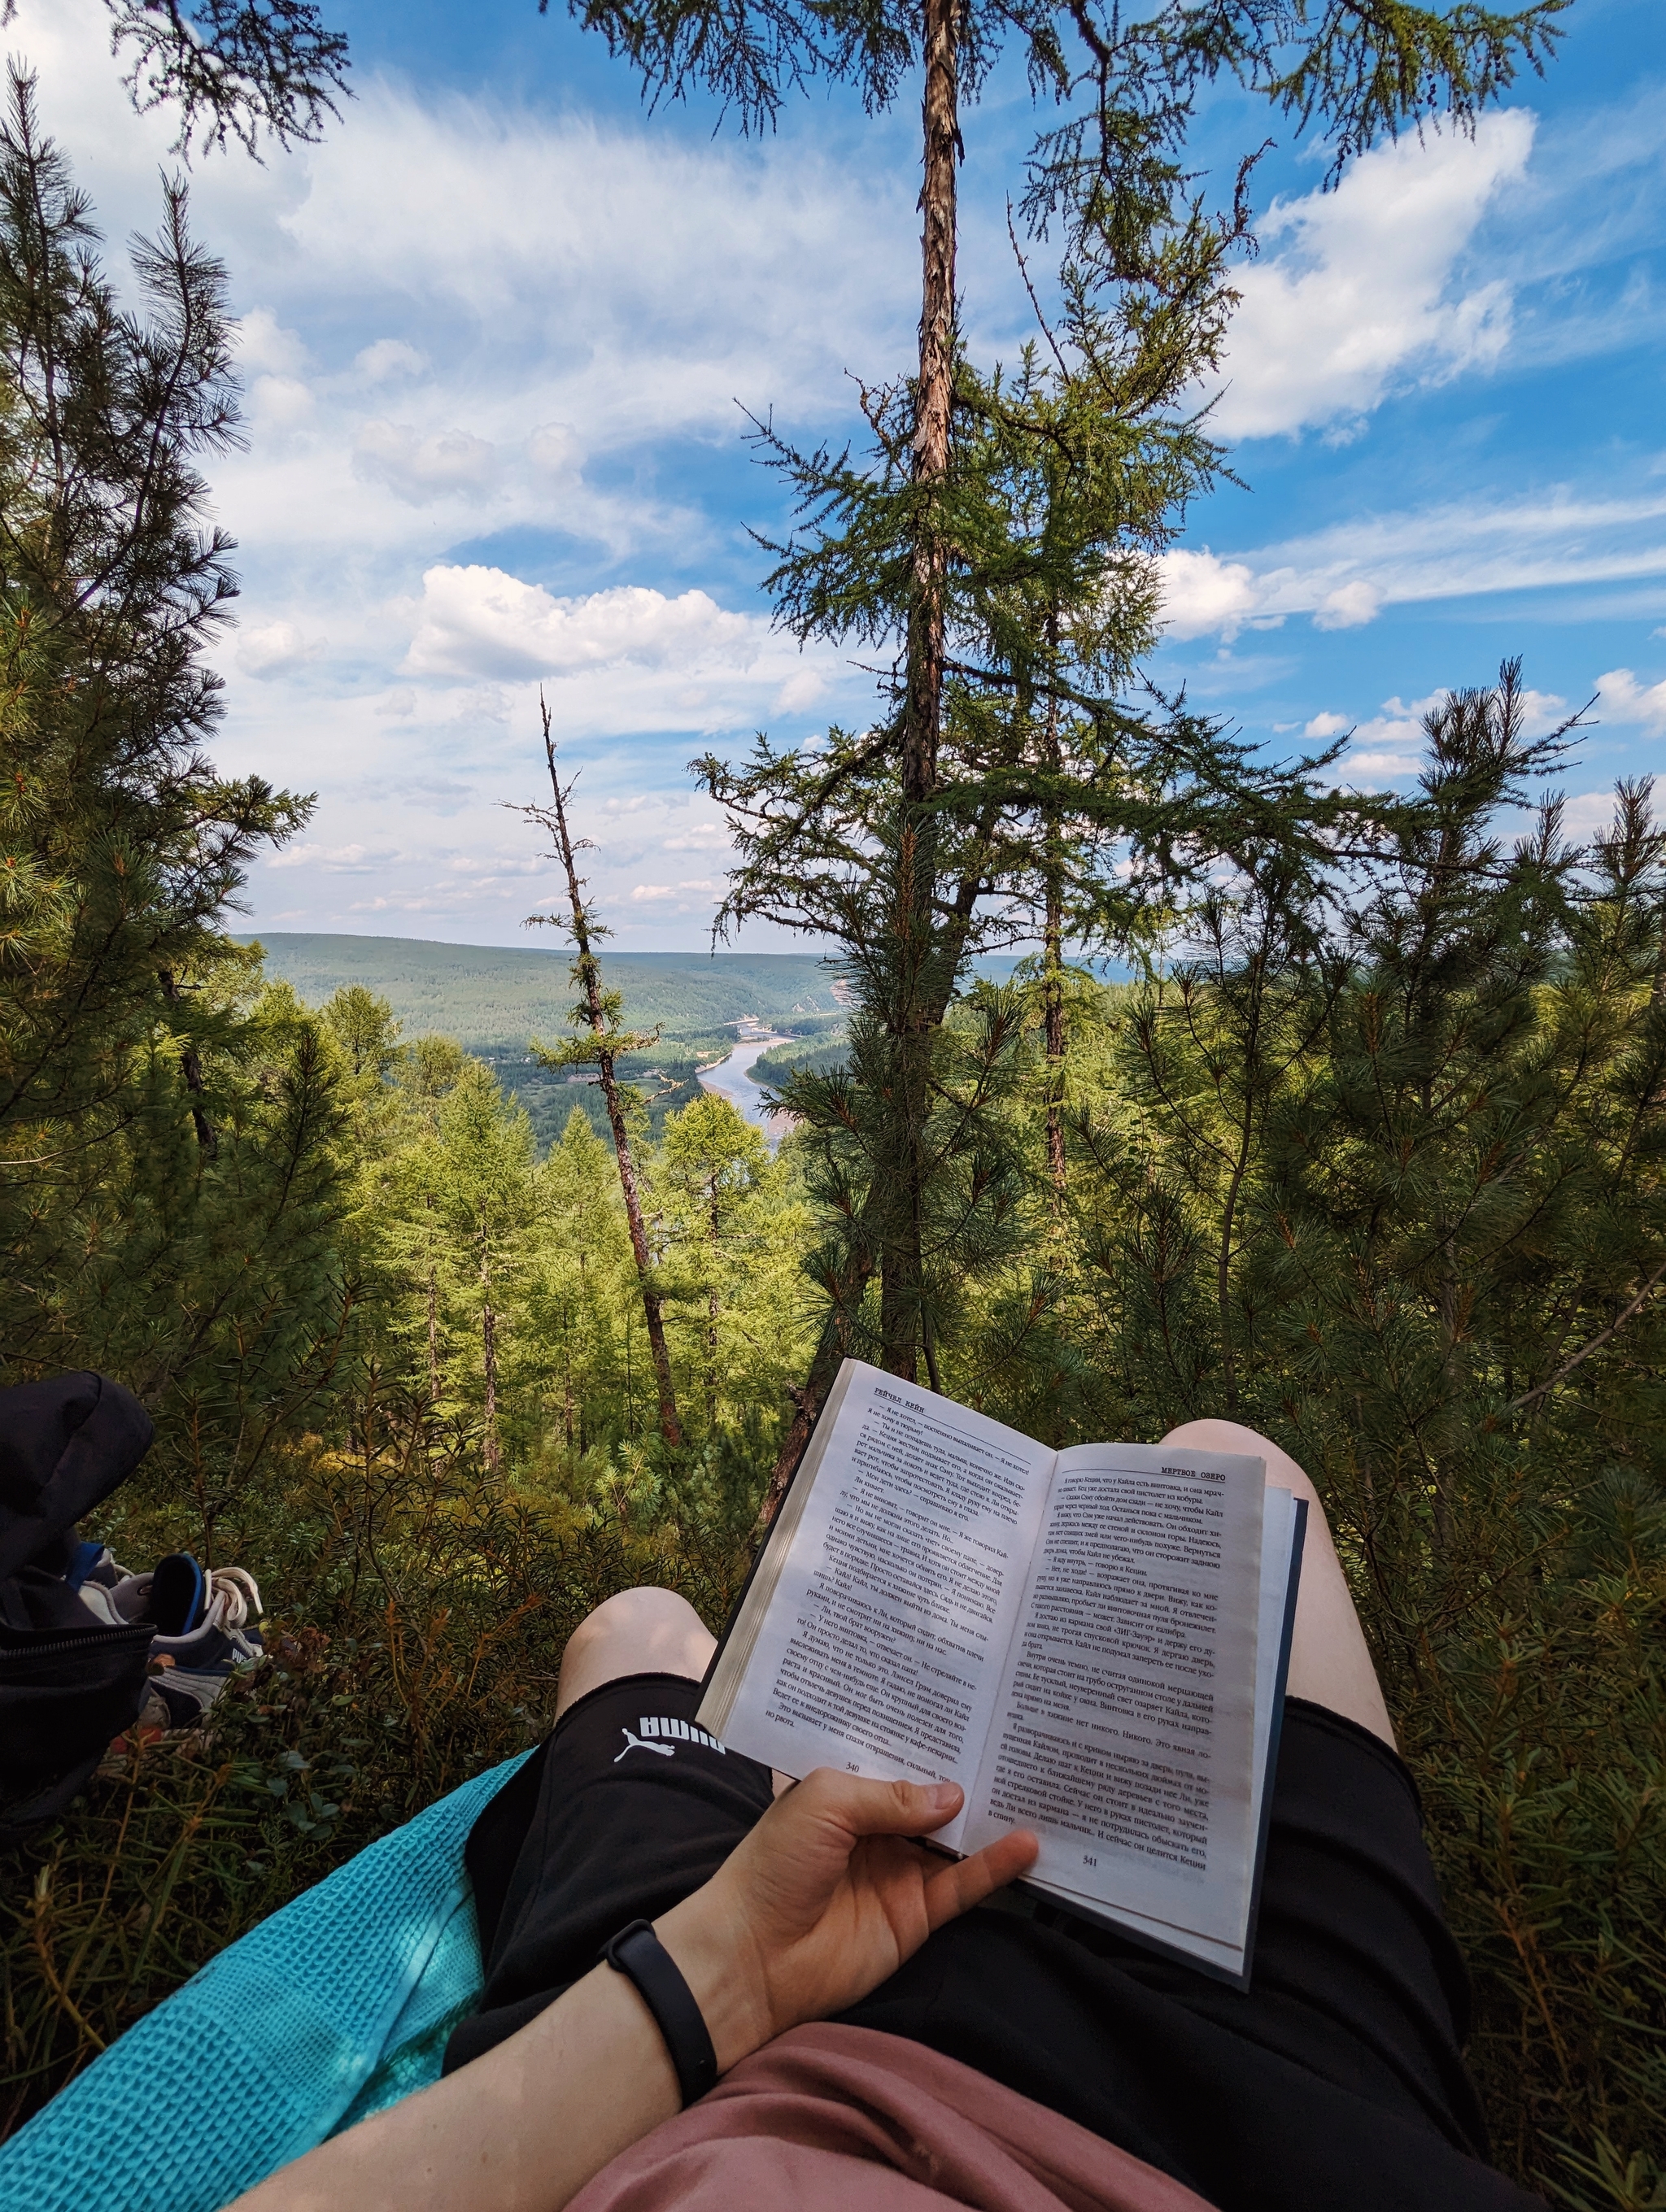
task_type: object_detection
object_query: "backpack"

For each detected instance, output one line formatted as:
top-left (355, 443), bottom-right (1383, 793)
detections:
top-left (0, 1372), bottom-right (156, 1840)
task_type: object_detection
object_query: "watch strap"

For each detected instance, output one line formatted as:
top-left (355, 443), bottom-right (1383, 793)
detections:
top-left (600, 1918), bottom-right (718, 2105)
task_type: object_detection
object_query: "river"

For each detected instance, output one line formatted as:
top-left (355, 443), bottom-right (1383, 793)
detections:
top-left (697, 1033), bottom-right (792, 1141)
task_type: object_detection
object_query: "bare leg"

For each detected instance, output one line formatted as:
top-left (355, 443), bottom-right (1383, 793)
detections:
top-left (555, 1586), bottom-right (794, 1794)
top-left (555, 1587), bottom-right (715, 1719)
top-left (1160, 1418), bottom-right (1396, 1749)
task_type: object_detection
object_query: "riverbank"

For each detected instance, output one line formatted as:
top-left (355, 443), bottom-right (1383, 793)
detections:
top-left (696, 1034), bottom-right (793, 1143)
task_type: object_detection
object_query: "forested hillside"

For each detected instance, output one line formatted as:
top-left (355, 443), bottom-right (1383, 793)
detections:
top-left (243, 934), bottom-right (849, 1045)
top-left (3, 17), bottom-right (1664, 2209)
top-left (242, 934), bottom-right (852, 1141)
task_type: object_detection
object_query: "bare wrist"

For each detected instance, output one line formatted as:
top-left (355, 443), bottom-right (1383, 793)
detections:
top-left (654, 1891), bottom-right (774, 2075)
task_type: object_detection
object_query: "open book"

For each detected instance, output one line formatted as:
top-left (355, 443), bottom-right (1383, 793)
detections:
top-left (700, 1359), bottom-right (1306, 1988)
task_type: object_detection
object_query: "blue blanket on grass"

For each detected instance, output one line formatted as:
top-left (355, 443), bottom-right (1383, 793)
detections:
top-left (0, 1752), bottom-right (529, 2212)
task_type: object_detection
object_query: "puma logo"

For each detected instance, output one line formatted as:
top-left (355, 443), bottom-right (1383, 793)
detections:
top-left (613, 1716), bottom-right (729, 1762)
top-left (615, 1726), bottom-right (675, 1761)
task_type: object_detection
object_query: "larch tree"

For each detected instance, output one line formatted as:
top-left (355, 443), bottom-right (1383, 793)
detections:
top-left (563, 0), bottom-right (1566, 1437)
top-left (430, 1062), bottom-right (541, 1477)
top-left (71, 0), bottom-right (350, 153)
top-left (661, 1092), bottom-right (769, 1430)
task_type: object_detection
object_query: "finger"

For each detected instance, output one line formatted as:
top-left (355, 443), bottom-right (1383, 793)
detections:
top-left (799, 1769), bottom-right (964, 1839)
top-left (922, 1828), bottom-right (1040, 1932)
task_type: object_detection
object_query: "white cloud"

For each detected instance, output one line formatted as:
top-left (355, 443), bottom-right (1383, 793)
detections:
top-left (238, 620), bottom-right (324, 677)
top-left (404, 567), bottom-right (764, 682)
top-left (1520, 687), bottom-right (1572, 736)
top-left (631, 878), bottom-right (720, 909)
top-left (355, 337), bottom-right (427, 382)
top-left (1312, 580), bottom-right (1383, 630)
top-left (529, 422), bottom-right (582, 477)
top-left (1161, 488), bottom-right (1666, 642)
top-left (238, 308), bottom-right (309, 377)
top-left (1345, 698), bottom-right (1431, 774)
top-left (353, 420), bottom-right (500, 504)
top-left (1212, 114), bottom-right (1535, 439)
top-left (1157, 549), bottom-right (1265, 642)
top-left (1347, 748), bottom-right (1424, 777)
top-left (268, 840), bottom-right (402, 873)
top-left (774, 667), bottom-right (825, 712)
top-left (1559, 790), bottom-right (1628, 838)
top-left (249, 374), bottom-right (315, 429)
top-left (1319, 684), bottom-right (1568, 782)
top-left (1596, 668), bottom-right (1666, 729)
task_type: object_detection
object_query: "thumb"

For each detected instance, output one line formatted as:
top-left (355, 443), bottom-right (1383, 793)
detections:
top-left (802, 1770), bottom-right (964, 1837)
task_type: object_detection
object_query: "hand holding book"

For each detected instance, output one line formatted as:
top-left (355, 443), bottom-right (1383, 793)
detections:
top-left (700, 1361), bottom-right (1305, 1987)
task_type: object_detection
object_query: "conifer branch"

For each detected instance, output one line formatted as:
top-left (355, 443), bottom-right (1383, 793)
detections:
top-left (1508, 1258), bottom-right (1666, 1414)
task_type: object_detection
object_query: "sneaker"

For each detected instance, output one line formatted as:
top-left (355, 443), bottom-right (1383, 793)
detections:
top-left (133, 1557), bottom-right (265, 1731)
top-left (67, 1539), bottom-right (129, 1594)
top-left (72, 1545), bottom-right (147, 1628)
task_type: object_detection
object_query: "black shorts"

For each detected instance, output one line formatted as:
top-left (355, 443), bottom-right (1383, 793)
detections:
top-left (444, 1675), bottom-right (1542, 2212)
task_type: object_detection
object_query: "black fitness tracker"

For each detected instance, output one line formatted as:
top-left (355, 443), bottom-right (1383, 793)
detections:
top-left (600, 1918), bottom-right (719, 2105)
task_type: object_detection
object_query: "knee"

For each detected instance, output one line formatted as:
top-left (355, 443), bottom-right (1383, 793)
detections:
top-left (569, 1586), bottom-right (708, 1648)
top-left (556, 1586), bottom-right (715, 1717)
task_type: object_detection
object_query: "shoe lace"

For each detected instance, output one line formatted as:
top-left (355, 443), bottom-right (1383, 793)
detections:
top-left (201, 1566), bottom-right (264, 1661)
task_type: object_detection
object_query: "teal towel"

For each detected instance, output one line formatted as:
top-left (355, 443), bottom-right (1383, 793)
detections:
top-left (0, 1752), bottom-right (529, 2212)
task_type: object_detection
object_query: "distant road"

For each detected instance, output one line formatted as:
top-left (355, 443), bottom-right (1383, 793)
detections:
top-left (698, 1034), bottom-right (792, 1140)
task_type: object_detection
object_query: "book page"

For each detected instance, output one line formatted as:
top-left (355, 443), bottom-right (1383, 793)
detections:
top-left (1031, 1486), bottom-right (1301, 1980)
top-left (961, 1442), bottom-right (1266, 1949)
top-left (698, 1361), bottom-right (1053, 1851)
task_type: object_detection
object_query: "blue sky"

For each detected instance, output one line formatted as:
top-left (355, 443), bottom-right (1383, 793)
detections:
top-left (21, 0), bottom-right (1666, 946)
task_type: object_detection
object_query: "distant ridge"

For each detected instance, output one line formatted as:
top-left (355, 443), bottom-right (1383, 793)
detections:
top-left (237, 933), bottom-right (848, 1050)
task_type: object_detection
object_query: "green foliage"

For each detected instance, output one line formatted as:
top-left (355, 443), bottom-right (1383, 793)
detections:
top-left (697, 244), bottom-right (1380, 1378)
top-left (240, 935), bottom-right (855, 1147)
top-left (683, 0), bottom-right (1536, 1384)
top-left (562, 0), bottom-right (1564, 176)
top-left (751, 1034), bottom-right (849, 1088)
top-left (7, 676), bottom-right (1666, 2191)
top-left (0, 81), bottom-right (342, 1504)
top-left (924, 667), bottom-right (1666, 2195)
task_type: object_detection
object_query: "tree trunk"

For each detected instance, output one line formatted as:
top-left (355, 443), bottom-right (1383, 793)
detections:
top-left (1216, 956), bottom-right (1267, 1416)
top-left (705, 1181), bottom-right (721, 1426)
top-left (561, 1306), bottom-right (576, 1448)
top-left (1041, 647), bottom-right (1067, 1199)
top-left (425, 1193), bottom-right (441, 1404)
top-left (480, 1237), bottom-right (501, 1475)
top-left (906, 0), bottom-right (957, 809)
top-left (879, 0), bottom-right (959, 1381)
top-left (1044, 880), bottom-right (1067, 1193)
top-left (159, 968), bottom-right (217, 1157)
top-left (757, 1300), bottom-right (852, 1530)
top-left (599, 1059), bottom-right (683, 1446)
top-left (536, 703), bottom-right (683, 1449)
top-left (761, 841), bottom-right (996, 1525)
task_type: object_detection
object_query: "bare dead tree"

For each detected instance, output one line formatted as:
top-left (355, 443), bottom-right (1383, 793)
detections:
top-left (515, 698), bottom-right (684, 1452)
